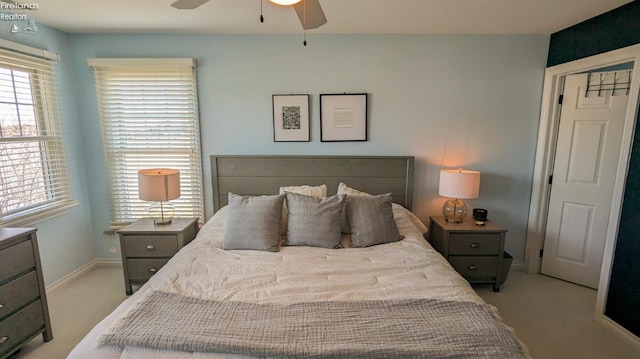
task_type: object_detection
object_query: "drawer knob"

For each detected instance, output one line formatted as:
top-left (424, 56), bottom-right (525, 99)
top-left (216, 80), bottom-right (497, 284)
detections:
top-left (468, 265), bottom-right (478, 271)
top-left (146, 245), bottom-right (156, 251)
top-left (0, 336), bottom-right (8, 344)
top-left (149, 268), bottom-right (157, 273)
top-left (470, 242), bottom-right (480, 248)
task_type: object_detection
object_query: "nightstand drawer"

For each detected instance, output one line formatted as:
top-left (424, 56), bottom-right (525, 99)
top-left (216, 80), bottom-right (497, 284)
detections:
top-left (0, 240), bottom-right (35, 282)
top-left (449, 256), bottom-right (499, 278)
top-left (0, 271), bottom-right (39, 320)
top-left (122, 235), bottom-right (178, 257)
top-left (126, 259), bottom-right (170, 281)
top-left (448, 233), bottom-right (501, 255)
top-left (0, 300), bottom-right (44, 358)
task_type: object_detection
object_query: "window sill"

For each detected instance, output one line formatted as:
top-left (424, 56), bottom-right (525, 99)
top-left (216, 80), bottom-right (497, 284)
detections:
top-left (1, 200), bottom-right (79, 227)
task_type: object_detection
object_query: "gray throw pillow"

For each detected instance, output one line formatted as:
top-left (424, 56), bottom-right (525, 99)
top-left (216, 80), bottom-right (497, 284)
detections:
top-left (285, 192), bottom-right (345, 249)
top-left (336, 182), bottom-right (372, 234)
top-left (223, 193), bottom-right (285, 252)
top-left (347, 193), bottom-right (403, 248)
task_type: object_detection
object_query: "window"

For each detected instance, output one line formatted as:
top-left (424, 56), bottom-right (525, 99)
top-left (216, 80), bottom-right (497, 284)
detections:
top-left (88, 58), bottom-right (203, 225)
top-left (0, 48), bottom-right (75, 226)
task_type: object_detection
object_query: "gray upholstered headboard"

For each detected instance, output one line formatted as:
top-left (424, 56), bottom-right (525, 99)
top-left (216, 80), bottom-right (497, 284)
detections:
top-left (210, 155), bottom-right (414, 212)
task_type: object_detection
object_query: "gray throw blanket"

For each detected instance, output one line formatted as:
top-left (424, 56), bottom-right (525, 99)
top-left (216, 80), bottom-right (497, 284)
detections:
top-left (100, 291), bottom-right (528, 358)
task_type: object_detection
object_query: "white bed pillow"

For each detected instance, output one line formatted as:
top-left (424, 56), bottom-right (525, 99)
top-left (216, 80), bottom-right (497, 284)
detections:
top-left (347, 193), bottom-right (403, 248)
top-left (285, 192), bottom-right (345, 249)
top-left (279, 184), bottom-right (327, 198)
top-left (337, 182), bottom-right (371, 197)
top-left (223, 192), bottom-right (285, 252)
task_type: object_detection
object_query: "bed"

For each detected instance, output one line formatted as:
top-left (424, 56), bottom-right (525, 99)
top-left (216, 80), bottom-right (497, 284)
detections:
top-left (68, 155), bottom-right (528, 359)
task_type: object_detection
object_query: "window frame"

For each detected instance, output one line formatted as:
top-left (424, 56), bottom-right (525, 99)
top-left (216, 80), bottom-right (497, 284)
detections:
top-left (88, 58), bottom-right (204, 225)
top-left (0, 48), bottom-right (76, 227)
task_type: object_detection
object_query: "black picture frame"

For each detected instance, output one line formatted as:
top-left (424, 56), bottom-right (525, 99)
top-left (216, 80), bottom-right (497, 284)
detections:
top-left (320, 93), bottom-right (368, 142)
top-left (272, 94), bottom-right (310, 142)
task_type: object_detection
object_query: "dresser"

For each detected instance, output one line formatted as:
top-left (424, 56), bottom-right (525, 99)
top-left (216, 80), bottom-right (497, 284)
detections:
top-left (0, 228), bottom-right (52, 359)
top-left (428, 216), bottom-right (508, 292)
top-left (119, 218), bottom-right (199, 295)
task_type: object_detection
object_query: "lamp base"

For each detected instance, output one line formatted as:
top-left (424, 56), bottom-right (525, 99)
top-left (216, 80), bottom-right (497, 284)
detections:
top-left (442, 198), bottom-right (468, 223)
top-left (148, 202), bottom-right (175, 225)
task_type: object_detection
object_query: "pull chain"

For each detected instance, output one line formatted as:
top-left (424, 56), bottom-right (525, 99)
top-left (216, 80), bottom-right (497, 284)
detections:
top-left (303, 0), bottom-right (307, 46)
top-left (260, 0), bottom-right (264, 23)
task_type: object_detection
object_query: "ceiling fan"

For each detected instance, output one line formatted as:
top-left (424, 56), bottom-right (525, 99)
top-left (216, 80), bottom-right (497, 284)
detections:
top-left (170, 0), bottom-right (327, 30)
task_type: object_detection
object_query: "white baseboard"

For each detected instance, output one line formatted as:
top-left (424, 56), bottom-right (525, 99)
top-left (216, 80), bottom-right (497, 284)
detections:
top-left (94, 258), bottom-right (123, 268)
top-left (45, 258), bottom-right (122, 296)
top-left (510, 260), bottom-right (525, 271)
top-left (601, 316), bottom-right (640, 354)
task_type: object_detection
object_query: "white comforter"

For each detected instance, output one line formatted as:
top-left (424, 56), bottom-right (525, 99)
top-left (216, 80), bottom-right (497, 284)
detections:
top-left (68, 205), bottom-right (484, 359)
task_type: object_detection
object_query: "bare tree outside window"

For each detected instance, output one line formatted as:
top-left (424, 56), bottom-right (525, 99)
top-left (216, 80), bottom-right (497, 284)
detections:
top-left (0, 68), bottom-right (48, 212)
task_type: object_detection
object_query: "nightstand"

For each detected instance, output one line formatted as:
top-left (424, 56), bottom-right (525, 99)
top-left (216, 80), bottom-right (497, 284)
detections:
top-left (428, 216), bottom-right (507, 292)
top-left (118, 218), bottom-right (199, 295)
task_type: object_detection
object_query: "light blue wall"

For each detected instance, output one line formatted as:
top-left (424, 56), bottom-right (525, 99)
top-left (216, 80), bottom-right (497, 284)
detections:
top-left (0, 26), bottom-right (95, 285)
top-left (69, 33), bottom-right (549, 262)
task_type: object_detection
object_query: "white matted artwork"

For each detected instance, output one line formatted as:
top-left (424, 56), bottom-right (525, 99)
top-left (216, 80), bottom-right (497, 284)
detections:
top-left (320, 93), bottom-right (367, 142)
top-left (272, 94), bottom-right (310, 142)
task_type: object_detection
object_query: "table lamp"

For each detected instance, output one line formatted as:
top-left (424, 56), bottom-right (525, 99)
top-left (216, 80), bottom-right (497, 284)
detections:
top-left (138, 168), bottom-right (180, 225)
top-left (438, 169), bottom-right (480, 223)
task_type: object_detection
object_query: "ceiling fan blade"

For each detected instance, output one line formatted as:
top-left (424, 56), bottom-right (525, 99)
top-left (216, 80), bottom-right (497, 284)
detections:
top-left (293, 0), bottom-right (327, 30)
top-left (171, 0), bottom-right (209, 10)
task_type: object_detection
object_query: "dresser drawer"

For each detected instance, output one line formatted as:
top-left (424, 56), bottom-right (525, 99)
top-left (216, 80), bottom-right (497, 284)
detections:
top-left (0, 240), bottom-right (35, 282)
top-left (449, 256), bottom-right (499, 279)
top-left (0, 300), bottom-right (44, 357)
top-left (126, 259), bottom-right (170, 281)
top-left (0, 271), bottom-right (39, 321)
top-left (448, 233), bottom-right (501, 255)
top-left (122, 235), bottom-right (178, 257)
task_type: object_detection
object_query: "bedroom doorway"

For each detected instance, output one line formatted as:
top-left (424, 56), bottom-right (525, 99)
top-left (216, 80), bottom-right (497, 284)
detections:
top-left (540, 71), bottom-right (631, 289)
top-left (524, 44), bottom-right (640, 343)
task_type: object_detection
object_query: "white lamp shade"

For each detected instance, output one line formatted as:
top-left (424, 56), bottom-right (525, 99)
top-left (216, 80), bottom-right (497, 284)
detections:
top-left (438, 169), bottom-right (481, 199)
top-left (138, 168), bottom-right (180, 201)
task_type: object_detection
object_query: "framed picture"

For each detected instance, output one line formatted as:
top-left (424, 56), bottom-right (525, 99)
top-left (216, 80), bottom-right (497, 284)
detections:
top-left (320, 93), bottom-right (368, 142)
top-left (272, 94), bottom-right (310, 142)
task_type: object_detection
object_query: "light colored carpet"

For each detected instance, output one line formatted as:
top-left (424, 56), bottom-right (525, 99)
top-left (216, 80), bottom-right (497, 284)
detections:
top-left (475, 271), bottom-right (638, 359)
top-left (11, 267), bottom-right (640, 359)
top-left (12, 267), bottom-right (127, 359)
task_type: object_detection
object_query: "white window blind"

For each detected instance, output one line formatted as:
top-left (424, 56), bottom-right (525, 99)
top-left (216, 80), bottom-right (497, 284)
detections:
top-left (88, 58), bottom-right (203, 225)
top-left (0, 47), bottom-right (76, 226)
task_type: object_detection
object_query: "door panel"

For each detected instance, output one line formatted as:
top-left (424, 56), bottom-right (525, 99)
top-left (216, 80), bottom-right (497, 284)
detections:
top-left (566, 121), bottom-right (606, 183)
top-left (541, 72), bottom-right (629, 289)
top-left (556, 202), bottom-right (592, 263)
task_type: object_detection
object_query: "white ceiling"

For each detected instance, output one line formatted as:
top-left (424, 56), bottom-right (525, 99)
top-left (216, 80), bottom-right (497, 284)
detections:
top-left (18, 0), bottom-right (634, 35)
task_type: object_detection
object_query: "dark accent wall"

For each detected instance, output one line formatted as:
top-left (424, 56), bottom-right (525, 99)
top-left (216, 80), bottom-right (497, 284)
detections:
top-left (547, 0), bottom-right (640, 337)
top-left (547, 1), bottom-right (640, 67)
top-left (605, 115), bottom-right (640, 336)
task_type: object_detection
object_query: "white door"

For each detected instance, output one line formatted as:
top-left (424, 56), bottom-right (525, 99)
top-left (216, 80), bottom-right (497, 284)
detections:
top-left (541, 71), bottom-right (630, 289)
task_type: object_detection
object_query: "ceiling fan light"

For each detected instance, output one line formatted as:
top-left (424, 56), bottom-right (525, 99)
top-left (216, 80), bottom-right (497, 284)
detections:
top-left (269, 0), bottom-right (302, 5)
